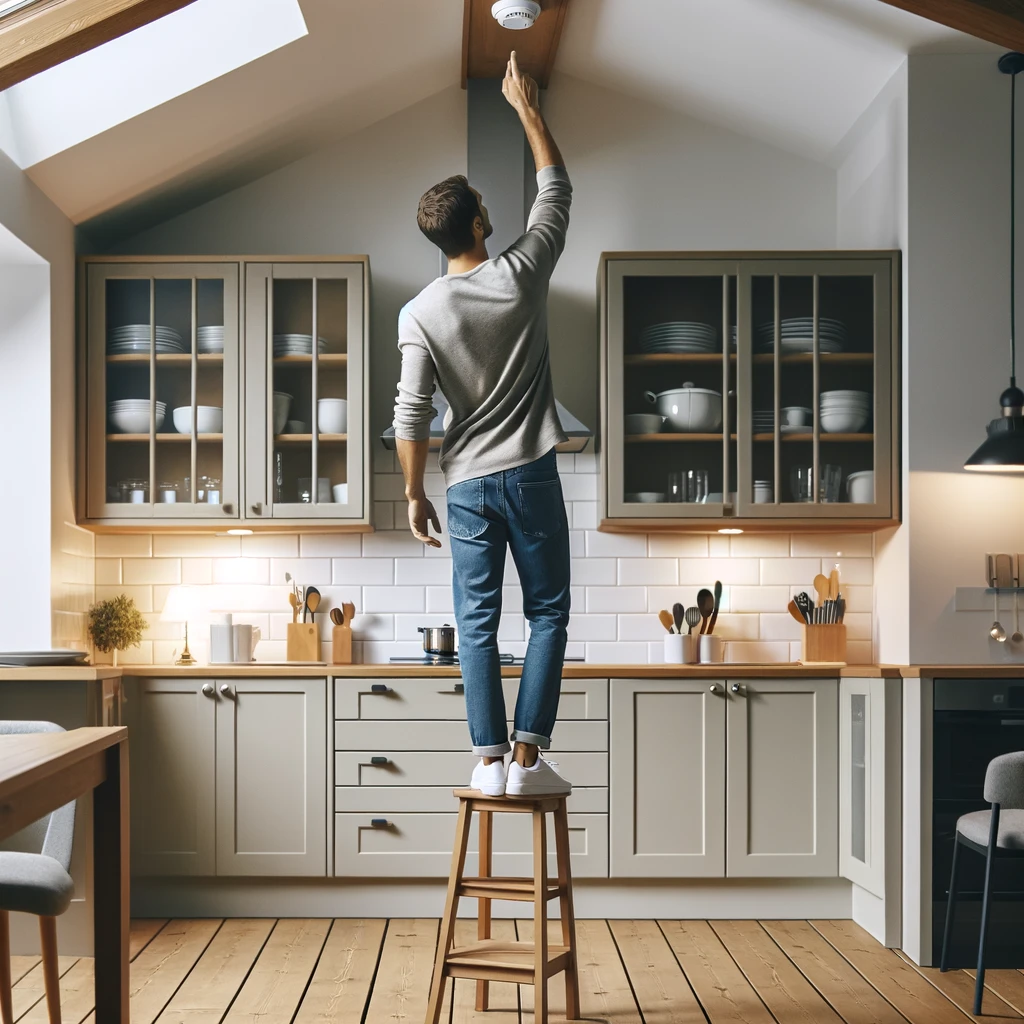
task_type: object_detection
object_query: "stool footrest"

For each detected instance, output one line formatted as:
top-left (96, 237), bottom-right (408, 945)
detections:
top-left (445, 940), bottom-right (571, 983)
top-left (458, 876), bottom-right (563, 902)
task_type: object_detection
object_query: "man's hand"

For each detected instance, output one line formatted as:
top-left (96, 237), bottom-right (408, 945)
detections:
top-left (407, 494), bottom-right (442, 549)
top-left (502, 50), bottom-right (539, 119)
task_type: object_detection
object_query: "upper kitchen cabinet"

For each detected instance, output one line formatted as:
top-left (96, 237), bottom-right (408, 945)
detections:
top-left (78, 257), bottom-right (371, 529)
top-left (600, 251), bottom-right (900, 531)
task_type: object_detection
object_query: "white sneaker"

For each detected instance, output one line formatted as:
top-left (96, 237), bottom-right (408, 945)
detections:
top-left (505, 757), bottom-right (571, 797)
top-left (470, 759), bottom-right (507, 796)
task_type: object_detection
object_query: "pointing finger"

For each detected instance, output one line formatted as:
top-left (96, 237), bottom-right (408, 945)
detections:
top-left (510, 50), bottom-right (521, 79)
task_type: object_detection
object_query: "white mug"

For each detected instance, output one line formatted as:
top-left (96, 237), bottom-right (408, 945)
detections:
top-left (663, 634), bottom-right (684, 663)
top-left (232, 624), bottom-right (262, 663)
top-left (699, 634), bottom-right (725, 664)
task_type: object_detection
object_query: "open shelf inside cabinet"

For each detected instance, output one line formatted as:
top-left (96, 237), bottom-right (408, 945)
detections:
top-left (274, 434), bottom-right (348, 444)
top-left (107, 354), bottom-right (224, 365)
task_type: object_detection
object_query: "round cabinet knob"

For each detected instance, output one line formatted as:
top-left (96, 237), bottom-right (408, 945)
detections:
top-left (251, 502), bottom-right (263, 515)
top-left (709, 684), bottom-right (721, 694)
top-left (201, 683), bottom-right (215, 698)
top-left (219, 684), bottom-right (234, 698)
top-left (222, 503), bottom-right (233, 515)
top-left (731, 683), bottom-right (745, 695)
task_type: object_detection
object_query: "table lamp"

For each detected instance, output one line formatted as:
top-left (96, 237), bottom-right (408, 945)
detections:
top-left (160, 585), bottom-right (202, 666)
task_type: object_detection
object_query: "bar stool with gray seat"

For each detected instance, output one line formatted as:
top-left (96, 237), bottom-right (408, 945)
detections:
top-left (940, 750), bottom-right (1024, 1015)
top-left (0, 722), bottom-right (76, 1024)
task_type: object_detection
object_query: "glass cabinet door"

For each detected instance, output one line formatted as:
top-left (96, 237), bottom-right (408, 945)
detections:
top-left (736, 260), bottom-right (894, 518)
top-left (245, 263), bottom-right (365, 520)
top-left (605, 260), bottom-right (738, 519)
top-left (86, 263), bottom-right (240, 520)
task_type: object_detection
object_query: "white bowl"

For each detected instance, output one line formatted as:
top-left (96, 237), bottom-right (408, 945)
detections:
top-left (318, 398), bottom-right (348, 434)
top-left (644, 383), bottom-right (722, 432)
top-left (172, 406), bottom-right (223, 434)
top-left (846, 470), bottom-right (874, 504)
top-left (273, 392), bottom-right (292, 435)
top-left (624, 413), bottom-right (664, 435)
top-left (821, 409), bottom-right (870, 433)
top-left (781, 406), bottom-right (812, 426)
top-left (626, 492), bottom-right (666, 503)
top-left (332, 483), bottom-right (349, 504)
top-left (109, 406), bottom-right (165, 433)
top-left (284, 420), bottom-right (307, 434)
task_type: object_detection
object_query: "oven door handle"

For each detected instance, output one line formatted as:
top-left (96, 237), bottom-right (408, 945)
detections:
top-left (1001, 719), bottom-right (1024, 726)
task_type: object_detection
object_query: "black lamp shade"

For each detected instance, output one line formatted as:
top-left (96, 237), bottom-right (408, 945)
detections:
top-left (964, 414), bottom-right (1024, 470)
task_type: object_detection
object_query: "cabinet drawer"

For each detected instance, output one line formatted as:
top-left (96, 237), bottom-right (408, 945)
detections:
top-left (334, 678), bottom-right (608, 721)
top-left (334, 751), bottom-right (608, 788)
top-left (335, 786), bottom-right (608, 814)
top-left (334, 720), bottom-right (607, 752)
top-left (334, 812), bottom-right (608, 878)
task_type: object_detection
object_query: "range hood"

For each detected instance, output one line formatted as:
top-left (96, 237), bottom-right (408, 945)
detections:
top-left (381, 77), bottom-right (592, 456)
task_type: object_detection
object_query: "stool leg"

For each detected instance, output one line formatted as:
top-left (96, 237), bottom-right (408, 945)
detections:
top-left (425, 800), bottom-right (472, 1024)
top-left (0, 911), bottom-right (12, 1024)
top-left (975, 805), bottom-right (1001, 1017)
top-left (476, 808), bottom-right (493, 1012)
top-left (939, 836), bottom-right (961, 971)
top-left (533, 808), bottom-right (548, 1024)
top-left (554, 800), bottom-right (580, 1021)
top-left (39, 916), bottom-right (61, 1024)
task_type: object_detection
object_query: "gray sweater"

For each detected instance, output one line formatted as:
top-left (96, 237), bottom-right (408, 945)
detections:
top-left (392, 165), bottom-right (572, 486)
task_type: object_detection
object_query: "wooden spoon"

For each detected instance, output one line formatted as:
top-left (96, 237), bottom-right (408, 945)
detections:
top-left (305, 587), bottom-right (321, 625)
top-left (288, 592), bottom-right (300, 624)
top-left (658, 609), bottom-right (675, 634)
top-left (788, 599), bottom-right (808, 624)
top-left (330, 607), bottom-right (344, 627)
top-left (672, 602), bottom-right (685, 634)
top-left (707, 580), bottom-right (723, 635)
top-left (813, 574), bottom-right (830, 623)
top-left (828, 567), bottom-right (840, 602)
top-left (342, 601), bottom-right (355, 625)
top-left (696, 588), bottom-right (715, 634)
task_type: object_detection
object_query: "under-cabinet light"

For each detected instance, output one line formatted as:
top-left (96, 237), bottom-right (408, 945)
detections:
top-left (718, 528), bottom-right (744, 534)
top-left (224, 529), bottom-right (254, 536)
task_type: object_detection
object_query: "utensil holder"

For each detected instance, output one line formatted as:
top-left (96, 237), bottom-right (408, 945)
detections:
top-left (332, 624), bottom-right (353, 665)
top-left (800, 623), bottom-right (847, 665)
top-left (286, 622), bottom-right (320, 662)
top-left (699, 634), bottom-right (724, 664)
top-left (682, 634), bottom-right (699, 664)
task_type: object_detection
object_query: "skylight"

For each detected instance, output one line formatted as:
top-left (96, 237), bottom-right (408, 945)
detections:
top-left (0, 0), bottom-right (41, 19)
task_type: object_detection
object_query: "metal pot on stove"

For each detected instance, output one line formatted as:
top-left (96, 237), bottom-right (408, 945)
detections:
top-left (418, 624), bottom-right (456, 655)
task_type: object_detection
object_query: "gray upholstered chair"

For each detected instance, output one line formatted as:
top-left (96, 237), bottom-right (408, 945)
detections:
top-left (0, 722), bottom-right (76, 1024)
top-left (940, 749), bottom-right (1024, 1015)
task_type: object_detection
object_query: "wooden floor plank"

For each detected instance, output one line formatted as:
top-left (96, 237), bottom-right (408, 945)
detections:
top-left (713, 920), bottom-right (845, 1024)
top-left (609, 919), bottom-right (705, 1024)
top-left (812, 920), bottom-right (973, 1024)
top-left (519, 918), bottom-right (641, 1024)
top-left (762, 921), bottom-right (909, 1024)
top-left (9, 957), bottom-right (41, 989)
top-left (293, 919), bottom-right (387, 1024)
top-left (12, 957), bottom-right (78, 1022)
top-left (222, 918), bottom-right (331, 1024)
top-left (131, 920), bottom-right (170, 960)
top-left (659, 920), bottom-right (775, 1024)
top-left (450, 919), bottom-right (519, 1024)
top-left (154, 919), bottom-right (275, 1024)
top-left (363, 919), bottom-right (439, 1024)
top-left (893, 950), bottom-right (1022, 1021)
top-left (966, 969), bottom-right (1024, 1016)
top-left (19, 956), bottom-right (95, 1024)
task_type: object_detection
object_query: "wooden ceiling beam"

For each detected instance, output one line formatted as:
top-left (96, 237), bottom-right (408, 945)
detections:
top-left (0, 0), bottom-right (200, 92)
top-left (875, 0), bottom-right (1024, 52)
top-left (462, 0), bottom-right (569, 89)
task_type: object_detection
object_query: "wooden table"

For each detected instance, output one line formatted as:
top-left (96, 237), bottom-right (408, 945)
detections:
top-left (0, 727), bottom-right (128, 1023)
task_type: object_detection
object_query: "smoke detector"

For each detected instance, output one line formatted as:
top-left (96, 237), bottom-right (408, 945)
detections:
top-left (491, 1), bottom-right (541, 30)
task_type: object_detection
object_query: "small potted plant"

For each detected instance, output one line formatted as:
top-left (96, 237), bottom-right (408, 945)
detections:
top-left (88, 594), bottom-right (148, 666)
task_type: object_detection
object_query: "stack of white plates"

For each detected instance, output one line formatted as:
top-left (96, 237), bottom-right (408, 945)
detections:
top-left (108, 324), bottom-right (184, 354)
top-left (273, 333), bottom-right (327, 356)
top-left (820, 390), bottom-right (871, 433)
top-left (108, 399), bottom-right (166, 433)
top-left (752, 410), bottom-right (775, 432)
top-left (755, 317), bottom-right (846, 354)
top-left (638, 321), bottom-right (717, 354)
top-left (197, 325), bottom-right (224, 354)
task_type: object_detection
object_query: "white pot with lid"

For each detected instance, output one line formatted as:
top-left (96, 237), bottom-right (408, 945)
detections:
top-left (644, 382), bottom-right (722, 432)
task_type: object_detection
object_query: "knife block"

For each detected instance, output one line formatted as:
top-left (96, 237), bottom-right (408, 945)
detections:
top-left (800, 623), bottom-right (847, 665)
top-left (332, 624), bottom-right (353, 664)
top-left (287, 622), bottom-right (320, 662)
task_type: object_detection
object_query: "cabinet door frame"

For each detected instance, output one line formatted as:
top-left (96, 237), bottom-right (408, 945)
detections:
top-left (84, 261), bottom-right (242, 522)
top-left (215, 677), bottom-right (328, 877)
top-left (244, 261), bottom-right (368, 522)
top-left (734, 257), bottom-right (896, 519)
top-left (130, 678), bottom-right (216, 877)
top-left (726, 678), bottom-right (838, 878)
top-left (609, 678), bottom-right (726, 878)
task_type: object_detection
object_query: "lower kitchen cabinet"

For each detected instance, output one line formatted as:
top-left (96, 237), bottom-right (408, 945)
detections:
top-left (610, 677), bottom-right (838, 879)
top-left (128, 677), bottom-right (327, 877)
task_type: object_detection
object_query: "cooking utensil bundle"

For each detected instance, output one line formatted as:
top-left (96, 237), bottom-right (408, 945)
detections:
top-left (790, 567), bottom-right (846, 625)
top-left (659, 582), bottom-right (722, 636)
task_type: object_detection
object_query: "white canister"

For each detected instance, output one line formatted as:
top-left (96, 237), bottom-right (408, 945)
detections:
top-left (753, 481), bottom-right (773, 504)
top-left (210, 625), bottom-right (233, 664)
top-left (232, 624), bottom-right (262, 663)
top-left (699, 634), bottom-right (725, 664)
top-left (663, 633), bottom-right (684, 663)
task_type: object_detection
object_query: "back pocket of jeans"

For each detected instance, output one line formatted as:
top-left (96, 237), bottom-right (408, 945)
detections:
top-left (517, 479), bottom-right (565, 539)
top-left (446, 478), bottom-right (488, 540)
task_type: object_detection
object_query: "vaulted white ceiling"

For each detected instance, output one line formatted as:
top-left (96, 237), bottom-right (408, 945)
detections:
top-left (16, 0), bottom-right (996, 243)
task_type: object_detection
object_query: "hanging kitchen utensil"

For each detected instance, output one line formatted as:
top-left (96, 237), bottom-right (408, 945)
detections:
top-left (1013, 593), bottom-right (1023, 643)
top-left (288, 592), bottom-right (300, 624)
top-left (672, 603), bottom-right (685, 634)
top-left (659, 609), bottom-right (675, 634)
top-left (684, 606), bottom-right (701, 636)
top-left (696, 589), bottom-right (715, 634)
top-left (330, 607), bottom-right (344, 627)
top-left (788, 599), bottom-right (808, 624)
top-left (991, 590), bottom-right (1007, 642)
top-left (305, 587), bottom-right (321, 626)
top-left (708, 580), bottom-right (722, 634)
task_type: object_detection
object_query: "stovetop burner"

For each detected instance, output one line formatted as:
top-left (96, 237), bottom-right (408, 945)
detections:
top-left (390, 653), bottom-right (519, 666)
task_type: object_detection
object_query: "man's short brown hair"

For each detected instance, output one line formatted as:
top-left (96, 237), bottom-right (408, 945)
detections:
top-left (417, 175), bottom-right (480, 258)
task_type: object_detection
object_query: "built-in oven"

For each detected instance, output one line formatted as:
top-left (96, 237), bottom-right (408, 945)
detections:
top-left (933, 678), bottom-right (1024, 967)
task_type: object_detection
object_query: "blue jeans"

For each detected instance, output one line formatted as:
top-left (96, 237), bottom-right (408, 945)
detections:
top-left (447, 449), bottom-right (571, 756)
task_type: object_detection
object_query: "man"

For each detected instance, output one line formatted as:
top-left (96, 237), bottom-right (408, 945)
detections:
top-left (392, 52), bottom-right (572, 798)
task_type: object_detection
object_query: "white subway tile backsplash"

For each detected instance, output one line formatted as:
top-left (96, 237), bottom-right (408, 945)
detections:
top-left (726, 641), bottom-right (791, 663)
top-left (729, 534), bottom-right (790, 558)
top-left (570, 558), bottom-right (615, 586)
top-left (572, 502), bottom-right (598, 530)
top-left (708, 535), bottom-right (731, 556)
top-left (680, 557), bottom-right (759, 586)
top-left (556, 453), bottom-right (576, 474)
top-left (153, 535), bottom-right (241, 558)
top-left (586, 587), bottom-right (647, 613)
top-left (758, 613), bottom-right (803, 642)
top-left (618, 558), bottom-right (678, 586)
top-left (759, 557), bottom-right (821, 586)
top-left (363, 586), bottom-right (425, 613)
top-left (424, 474), bottom-right (446, 497)
top-left (333, 558), bottom-right (394, 585)
top-left (374, 474), bottom-right (408, 501)
top-left (360, 640), bottom-right (427, 662)
top-left (299, 535), bottom-right (362, 558)
top-left (617, 614), bottom-right (669, 642)
top-left (574, 452), bottom-right (598, 474)
top-left (240, 534), bottom-right (299, 558)
top-left (426, 587), bottom-right (455, 613)
top-left (361, 531), bottom-right (426, 558)
top-left (843, 612), bottom-right (873, 641)
top-left (95, 585), bottom-right (153, 613)
top-left (791, 533), bottom-right (873, 558)
top-left (95, 559), bottom-right (122, 585)
top-left (831, 557), bottom-right (873, 585)
top-left (560, 474), bottom-right (598, 501)
top-left (645, 587), bottom-right (705, 613)
top-left (353, 614), bottom-right (397, 641)
top-left (95, 534), bottom-right (152, 558)
top-left (647, 535), bottom-right (709, 557)
top-left (372, 447), bottom-right (395, 473)
top-left (583, 641), bottom-right (650, 664)
top-left (395, 558), bottom-right (452, 586)
top-left (269, 558), bottom-right (333, 586)
top-left (839, 585), bottom-right (873, 614)
top-left (181, 558), bottom-right (213, 585)
top-left (713, 614), bottom-right (760, 640)
top-left (123, 558), bottom-right (181, 586)
top-left (847, 640), bottom-right (874, 665)
top-left (728, 586), bottom-right (790, 613)
top-left (502, 587), bottom-right (524, 612)
top-left (373, 502), bottom-right (395, 531)
top-left (213, 559), bottom-right (270, 585)
top-left (569, 531), bottom-right (585, 558)
top-left (567, 614), bottom-right (617, 642)
top-left (395, 614), bottom-right (452, 640)
top-left (585, 531), bottom-right (646, 557)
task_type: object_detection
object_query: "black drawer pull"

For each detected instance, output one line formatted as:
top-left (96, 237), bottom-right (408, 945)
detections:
top-left (370, 818), bottom-right (391, 828)
top-left (453, 683), bottom-right (464, 694)
top-left (370, 756), bottom-right (390, 765)
top-left (370, 684), bottom-right (391, 693)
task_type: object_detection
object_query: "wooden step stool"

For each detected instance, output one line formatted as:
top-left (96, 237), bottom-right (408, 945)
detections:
top-left (424, 788), bottom-right (580, 1024)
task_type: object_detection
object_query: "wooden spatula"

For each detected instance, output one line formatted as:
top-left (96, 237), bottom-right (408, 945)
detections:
top-left (658, 609), bottom-right (675, 633)
top-left (342, 601), bottom-right (355, 625)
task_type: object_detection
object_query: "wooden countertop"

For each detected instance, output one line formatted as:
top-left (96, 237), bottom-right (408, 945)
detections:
top-left (0, 665), bottom-right (121, 681)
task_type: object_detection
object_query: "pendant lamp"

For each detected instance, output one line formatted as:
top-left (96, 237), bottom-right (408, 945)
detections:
top-left (965, 52), bottom-right (1024, 471)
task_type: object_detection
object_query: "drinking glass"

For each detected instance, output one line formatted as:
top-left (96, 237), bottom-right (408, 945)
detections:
top-left (789, 465), bottom-right (842, 503)
top-left (667, 469), bottom-right (709, 503)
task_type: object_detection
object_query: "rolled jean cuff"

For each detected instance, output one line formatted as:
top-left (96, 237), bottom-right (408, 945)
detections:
top-left (472, 741), bottom-right (512, 757)
top-left (509, 729), bottom-right (551, 749)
